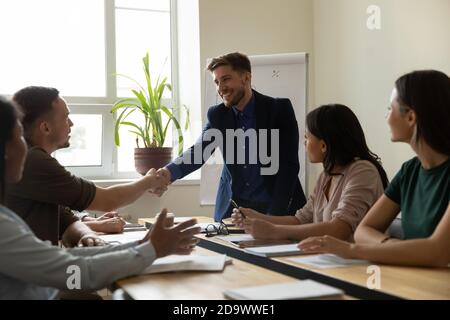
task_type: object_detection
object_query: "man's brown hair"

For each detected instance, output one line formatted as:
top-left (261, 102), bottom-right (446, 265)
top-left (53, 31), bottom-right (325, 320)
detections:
top-left (207, 52), bottom-right (251, 73)
top-left (13, 86), bottom-right (60, 142)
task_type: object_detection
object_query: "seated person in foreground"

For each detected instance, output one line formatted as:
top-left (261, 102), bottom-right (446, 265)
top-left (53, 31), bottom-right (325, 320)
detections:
top-left (7, 86), bottom-right (169, 247)
top-left (0, 97), bottom-right (201, 299)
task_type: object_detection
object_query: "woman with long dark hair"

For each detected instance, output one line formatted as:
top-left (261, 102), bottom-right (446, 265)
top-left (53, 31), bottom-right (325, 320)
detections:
top-left (0, 95), bottom-right (200, 299)
top-left (299, 70), bottom-right (450, 267)
top-left (232, 104), bottom-right (388, 241)
top-left (0, 99), bottom-right (20, 204)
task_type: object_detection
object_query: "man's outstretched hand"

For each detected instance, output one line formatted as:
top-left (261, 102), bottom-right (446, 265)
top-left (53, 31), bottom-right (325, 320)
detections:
top-left (142, 208), bottom-right (201, 258)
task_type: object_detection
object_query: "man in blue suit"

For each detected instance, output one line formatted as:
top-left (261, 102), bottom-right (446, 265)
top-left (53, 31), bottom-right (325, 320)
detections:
top-left (158, 52), bottom-right (306, 221)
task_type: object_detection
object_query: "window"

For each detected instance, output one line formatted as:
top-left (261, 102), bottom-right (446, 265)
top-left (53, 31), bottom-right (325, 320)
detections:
top-left (53, 106), bottom-right (114, 177)
top-left (0, 0), bottom-right (201, 180)
top-left (0, 0), bottom-right (106, 96)
top-left (115, 0), bottom-right (172, 98)
top-left (55, 114), bottom-right (103, 167)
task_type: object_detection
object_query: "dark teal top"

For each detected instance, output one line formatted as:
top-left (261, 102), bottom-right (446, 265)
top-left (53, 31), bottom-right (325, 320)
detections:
top-left (385, 157), bottom-right (450, 239)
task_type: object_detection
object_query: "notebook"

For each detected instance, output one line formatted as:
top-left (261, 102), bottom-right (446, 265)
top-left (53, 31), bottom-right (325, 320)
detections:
top-left (223, 280), bottom-right (344, 300)
top-left (243, 244), bottom-right (304, 257)
top-left (142, 254), bottom-right (231, 274)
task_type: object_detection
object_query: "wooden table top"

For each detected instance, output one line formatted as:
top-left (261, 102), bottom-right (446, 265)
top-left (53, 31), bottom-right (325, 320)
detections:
top-left (138, 216), bottom-right (450, 300)
top-left (116, 247), bottom-right (342, 300)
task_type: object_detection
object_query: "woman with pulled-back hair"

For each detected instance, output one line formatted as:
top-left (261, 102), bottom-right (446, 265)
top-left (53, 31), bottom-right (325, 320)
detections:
top-left (299, 70), bottom-right (450, 268)
top-left (232, 104), bottom-right (388, 242)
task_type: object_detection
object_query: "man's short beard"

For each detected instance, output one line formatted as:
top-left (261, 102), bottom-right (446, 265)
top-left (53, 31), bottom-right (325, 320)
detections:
top-left (224, 87), bottom-right (245, 107)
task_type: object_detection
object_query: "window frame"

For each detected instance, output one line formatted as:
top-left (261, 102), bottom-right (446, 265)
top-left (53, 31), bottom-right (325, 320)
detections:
top-left (56, 104), bottom-right (114, 178)
top-left (62, 0), bottom-right (180, 179)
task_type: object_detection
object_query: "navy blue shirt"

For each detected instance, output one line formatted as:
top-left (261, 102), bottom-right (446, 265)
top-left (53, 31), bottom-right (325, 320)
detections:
top-left (231, 95), bottom-right (271, 204)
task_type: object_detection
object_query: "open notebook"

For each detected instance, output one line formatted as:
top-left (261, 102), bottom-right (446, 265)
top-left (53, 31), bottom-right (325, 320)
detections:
top-left (142, 254), bottom-right (231, 274)
top-left (223, 280), bottom-right (344, 300)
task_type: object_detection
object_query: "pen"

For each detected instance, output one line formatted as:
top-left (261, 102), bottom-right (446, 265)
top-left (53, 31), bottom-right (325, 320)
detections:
top-left (230, 199), bottom-right (245, 218)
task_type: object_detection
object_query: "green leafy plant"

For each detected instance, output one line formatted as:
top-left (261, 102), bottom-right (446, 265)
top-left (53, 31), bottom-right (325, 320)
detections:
top-left (111, 53), bottom-right (189, 155)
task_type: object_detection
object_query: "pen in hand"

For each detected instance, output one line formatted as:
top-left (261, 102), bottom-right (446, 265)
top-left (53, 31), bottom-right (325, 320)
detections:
top-left (231, 199), bottom-right (246, 219)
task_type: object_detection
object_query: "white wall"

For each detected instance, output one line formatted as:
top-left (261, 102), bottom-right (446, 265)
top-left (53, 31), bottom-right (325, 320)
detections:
top-left (103, 0), bottom-right (450, 222)
top-left (313, 0), bottom-right (450, 180)
top-left (93, 180), bottom-right (211, 222)
top-left (198, 0), bottom-right (314, 103)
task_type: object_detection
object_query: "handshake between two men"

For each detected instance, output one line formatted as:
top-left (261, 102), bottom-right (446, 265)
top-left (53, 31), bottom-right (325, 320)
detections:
top-left (146, 167), bottom-right (172, 197)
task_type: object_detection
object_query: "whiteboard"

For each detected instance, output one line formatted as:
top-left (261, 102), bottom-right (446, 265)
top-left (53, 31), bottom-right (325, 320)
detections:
top-left (200, 52), bottom-right (308, 205)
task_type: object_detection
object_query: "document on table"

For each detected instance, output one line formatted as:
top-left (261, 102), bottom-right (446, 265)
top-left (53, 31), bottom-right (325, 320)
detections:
top-left (142, 254), bottom-right (231, 274)
top-left (243, 244), bottom-right (303, 257)
top-left (223, 280), bottom-right (344, 300)
top-left (287, 254), bottom-right (369, 269)
top-left (99, 230), bottom-right (148, 244)
top-left (216, 234), bottom-right (255, 246)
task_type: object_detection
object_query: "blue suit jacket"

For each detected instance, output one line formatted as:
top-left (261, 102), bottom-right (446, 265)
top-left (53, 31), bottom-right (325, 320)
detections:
top-left (167, 90), bottom-right (306, 221)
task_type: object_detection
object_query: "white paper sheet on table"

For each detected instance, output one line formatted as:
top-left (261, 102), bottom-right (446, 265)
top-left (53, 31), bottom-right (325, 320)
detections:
top-left (244, 244), bottom-right (303, 257)
top-left (216, 234), bottom-right (255, 245)
top-left (99, 230), bottom-right (148, 244)
top-left (288, 254), bottom-right (368, 269)
top-left (142, 254), bottom-right (230, 274)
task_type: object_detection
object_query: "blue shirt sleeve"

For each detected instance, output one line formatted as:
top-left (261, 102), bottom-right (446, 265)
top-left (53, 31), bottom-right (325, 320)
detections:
top-left (166, 162), bottom-right (183, 182)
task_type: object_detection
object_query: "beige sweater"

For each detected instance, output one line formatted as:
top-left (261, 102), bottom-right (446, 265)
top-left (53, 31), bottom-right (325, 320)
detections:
top-left (295, 160), bottom-right (384, 234)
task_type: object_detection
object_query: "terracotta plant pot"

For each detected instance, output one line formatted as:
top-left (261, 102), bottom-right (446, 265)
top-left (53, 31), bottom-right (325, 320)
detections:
top-left (134, 147), bottom-right (173, 175)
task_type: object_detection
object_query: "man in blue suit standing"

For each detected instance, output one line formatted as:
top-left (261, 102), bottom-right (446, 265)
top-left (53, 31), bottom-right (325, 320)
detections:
top-left (158, 52), bottom-right (306, 221)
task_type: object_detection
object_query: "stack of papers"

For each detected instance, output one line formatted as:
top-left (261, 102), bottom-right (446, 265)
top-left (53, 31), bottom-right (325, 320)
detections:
top-left (143, 254), bottom-right (231, 274)
top-left (243, 244), bottom-right (303, 257)
top-left (224, 280), bottom-right (344, 300)
top-left (287, 254), bottom-right (368, 269)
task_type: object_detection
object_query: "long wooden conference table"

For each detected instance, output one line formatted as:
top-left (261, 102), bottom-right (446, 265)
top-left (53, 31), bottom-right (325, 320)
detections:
top-left (115, 216), bottom-right (450, 300)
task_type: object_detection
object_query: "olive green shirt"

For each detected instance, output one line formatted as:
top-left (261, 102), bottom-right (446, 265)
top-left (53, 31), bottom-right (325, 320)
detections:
top-left (385, 157), bottom-right (450, 239)
top-left (6, 147), bottom-right (96, 245)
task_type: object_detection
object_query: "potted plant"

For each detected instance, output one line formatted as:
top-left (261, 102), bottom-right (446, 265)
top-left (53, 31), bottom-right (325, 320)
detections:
top-left (112, 53), bottom-right (189, 175)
